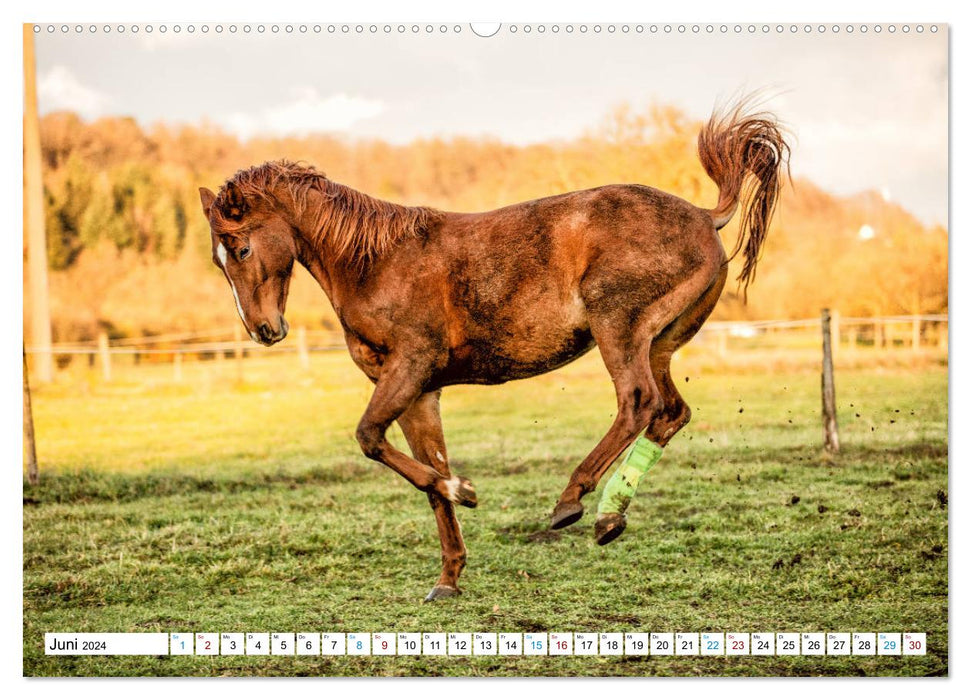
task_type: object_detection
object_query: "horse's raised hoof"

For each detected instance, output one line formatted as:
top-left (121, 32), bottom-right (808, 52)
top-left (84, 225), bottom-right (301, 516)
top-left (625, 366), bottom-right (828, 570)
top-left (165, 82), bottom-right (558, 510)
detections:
top-left (445, 476), bottom-right (478, 508)
top-left (550, 501), bottom-right (584, 530)
top-left (594, 513), bottom-right (627, 546)
top-left (423, 585), bottom-right (461, 603)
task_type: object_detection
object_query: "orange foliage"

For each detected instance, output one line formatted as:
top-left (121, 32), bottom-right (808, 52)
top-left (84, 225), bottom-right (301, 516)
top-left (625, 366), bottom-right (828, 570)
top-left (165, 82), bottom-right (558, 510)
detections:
top-left (30, 104), bottom-right (947, 342)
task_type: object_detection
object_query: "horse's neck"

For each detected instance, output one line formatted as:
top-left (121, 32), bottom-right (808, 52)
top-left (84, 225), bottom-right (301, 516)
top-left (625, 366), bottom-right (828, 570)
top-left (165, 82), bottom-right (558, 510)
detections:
top-left (293, 229), bottom-right (342, 307)
top-left (288, 183), bottom-right (425, 307)
top-left (289, 192), bottom-right (367, 315)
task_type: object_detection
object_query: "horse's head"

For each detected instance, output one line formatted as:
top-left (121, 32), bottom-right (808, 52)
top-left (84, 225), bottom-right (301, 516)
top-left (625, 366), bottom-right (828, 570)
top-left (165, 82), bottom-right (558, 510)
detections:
top-left (199, 183), bottom-right (294, 346)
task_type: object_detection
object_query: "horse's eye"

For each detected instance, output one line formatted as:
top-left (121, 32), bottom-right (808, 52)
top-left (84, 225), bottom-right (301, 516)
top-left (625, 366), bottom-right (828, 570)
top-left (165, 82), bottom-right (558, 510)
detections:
top-left (238, 246), bottom-right (251, 261)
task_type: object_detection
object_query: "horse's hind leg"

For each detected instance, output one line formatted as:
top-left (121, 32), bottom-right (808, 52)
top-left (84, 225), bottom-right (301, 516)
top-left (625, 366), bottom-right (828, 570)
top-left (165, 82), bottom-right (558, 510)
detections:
top-left (645, 266), bottom-right (728, 446)
top-left (396, 391), bottom-right (468, 602)
top-left (585, 269), bottom-right (726, 544)
top-left (550, 261), bottom-right (722, 541)
top-left (548, 321), bottom-right (663, 537)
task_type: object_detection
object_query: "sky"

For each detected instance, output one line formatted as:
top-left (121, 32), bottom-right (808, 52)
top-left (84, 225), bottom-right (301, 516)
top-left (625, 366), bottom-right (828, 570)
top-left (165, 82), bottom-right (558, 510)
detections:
top-left (33, 23), bottom-right (948, 226)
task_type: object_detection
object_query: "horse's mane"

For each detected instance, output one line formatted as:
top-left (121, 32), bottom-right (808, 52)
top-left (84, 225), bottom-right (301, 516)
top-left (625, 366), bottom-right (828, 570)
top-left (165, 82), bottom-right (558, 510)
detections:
top-left (214, 160), bottom-right (440, 267)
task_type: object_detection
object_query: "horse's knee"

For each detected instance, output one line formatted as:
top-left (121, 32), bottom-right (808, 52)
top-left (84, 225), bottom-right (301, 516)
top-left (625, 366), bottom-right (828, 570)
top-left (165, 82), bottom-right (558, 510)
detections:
top-left (355, 422), bottom-right (384, 459)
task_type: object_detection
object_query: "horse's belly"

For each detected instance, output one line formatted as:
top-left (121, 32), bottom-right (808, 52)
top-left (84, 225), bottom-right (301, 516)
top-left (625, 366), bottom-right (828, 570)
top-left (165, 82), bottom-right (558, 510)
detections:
top-left (442, 322), bottom-right (596, 386)
top-left (441, 264), bottom-right (596, 385)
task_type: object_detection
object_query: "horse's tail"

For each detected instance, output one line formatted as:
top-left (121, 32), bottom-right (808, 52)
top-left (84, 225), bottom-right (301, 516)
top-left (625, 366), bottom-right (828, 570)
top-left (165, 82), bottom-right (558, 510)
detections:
top-left (697, 97), bottom-right (790, 296)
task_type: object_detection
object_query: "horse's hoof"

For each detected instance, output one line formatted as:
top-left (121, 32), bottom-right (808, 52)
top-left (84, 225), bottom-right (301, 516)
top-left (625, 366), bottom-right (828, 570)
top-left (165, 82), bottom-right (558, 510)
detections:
top-left (446, 476), bottom-right (478, 508)
top-left (594, 513), bottom-right (627, 546)
top-left (423, 585), bottom-right (461, 603)
top-left (550, 501), bottom-right (584, 530)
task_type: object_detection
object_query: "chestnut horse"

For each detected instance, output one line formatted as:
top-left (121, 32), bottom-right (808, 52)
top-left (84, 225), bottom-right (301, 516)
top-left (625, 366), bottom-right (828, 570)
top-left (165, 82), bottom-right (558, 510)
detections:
top-left (199, 100), bottom-right (788, 602)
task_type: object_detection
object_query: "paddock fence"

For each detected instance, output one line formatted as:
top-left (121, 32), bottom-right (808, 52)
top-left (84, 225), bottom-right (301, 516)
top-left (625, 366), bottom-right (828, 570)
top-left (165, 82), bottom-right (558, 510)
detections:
top-left (23, 313), bottom-right (948, 383)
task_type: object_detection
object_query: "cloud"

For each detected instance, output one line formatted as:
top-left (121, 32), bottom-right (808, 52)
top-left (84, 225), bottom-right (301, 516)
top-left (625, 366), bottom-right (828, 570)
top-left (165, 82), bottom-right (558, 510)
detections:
top-left (37, 66), bottom-right (111, 118)
top-left (217, 88), bottom-right (385, 140)
top-left (136, 32), bottom-right (194, 52)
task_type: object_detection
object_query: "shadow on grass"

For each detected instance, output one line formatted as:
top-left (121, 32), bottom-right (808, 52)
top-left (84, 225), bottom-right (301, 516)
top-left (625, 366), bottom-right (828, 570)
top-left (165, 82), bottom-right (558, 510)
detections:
top-left (23, 440), bottom-right (946, 507)
top-left (22, 462), bottom-right (372, 505)
top-left (698, 440), bottom-right (947, 466)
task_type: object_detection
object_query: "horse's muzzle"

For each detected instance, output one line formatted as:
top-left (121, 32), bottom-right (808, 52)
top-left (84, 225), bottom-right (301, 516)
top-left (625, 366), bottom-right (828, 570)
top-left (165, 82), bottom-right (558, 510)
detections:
top-left (255, 318), bottom-right (288, 345)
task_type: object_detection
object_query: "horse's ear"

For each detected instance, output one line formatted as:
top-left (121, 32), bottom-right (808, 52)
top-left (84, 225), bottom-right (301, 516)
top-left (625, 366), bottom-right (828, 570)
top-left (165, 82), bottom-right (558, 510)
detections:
top-left (221, 181), bottom-right (249, 220)
top-left (199, 187), bottom-right (216, 219)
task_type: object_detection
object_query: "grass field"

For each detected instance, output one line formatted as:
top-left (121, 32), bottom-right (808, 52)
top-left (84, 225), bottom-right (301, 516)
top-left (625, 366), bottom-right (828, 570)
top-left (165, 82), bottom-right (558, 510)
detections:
top-left (23, 350), bottom-right (948, 676)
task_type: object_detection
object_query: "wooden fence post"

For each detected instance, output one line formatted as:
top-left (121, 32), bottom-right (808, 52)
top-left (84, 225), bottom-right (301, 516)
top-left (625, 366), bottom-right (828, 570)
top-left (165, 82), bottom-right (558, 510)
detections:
top-left (912, 316), bottom-right (921, 350)
top-left (98, 331), bottom-right (111, 382)
top-left (297, 326), bottom-right (310, 370)
top-left (24, 26), bottom-right (54, 385)
top-left (173, 352), bottom-right (183, 382)
top-left (821, 309), bottom-right (840, 453)
top-left (234, 325), bottom-right (244, 384)
top-left (23, 348), bottom-right (39, 486)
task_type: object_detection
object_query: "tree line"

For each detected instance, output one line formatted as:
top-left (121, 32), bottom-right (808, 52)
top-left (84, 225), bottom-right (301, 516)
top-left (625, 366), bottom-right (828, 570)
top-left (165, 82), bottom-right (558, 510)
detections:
top-left (29, 105), bottom-right (948, 342)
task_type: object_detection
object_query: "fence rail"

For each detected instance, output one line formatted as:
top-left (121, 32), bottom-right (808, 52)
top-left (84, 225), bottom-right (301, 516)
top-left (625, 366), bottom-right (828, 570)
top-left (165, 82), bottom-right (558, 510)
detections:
top-left (20, 311), bottom-right (949, 484)
top-left (26, 330), bottom-right (346, 357)
top-left (705, 314), bottom-right (947, 331)
top-left (699, 313), bottom-right (947, 357)
top-left (25, 314), bottom-right (948, 354)
top-left (23, 313), bottom-right (947, 383)
top-left (26, 330), bottom-right (344, 353)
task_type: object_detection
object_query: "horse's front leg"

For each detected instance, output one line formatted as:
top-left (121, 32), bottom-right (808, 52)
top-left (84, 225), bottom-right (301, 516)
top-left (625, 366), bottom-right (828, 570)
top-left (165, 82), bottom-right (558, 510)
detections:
top-left (355, 357), bottom-right (477, 507)
top-left (397, 390), bottom-right (467, 602)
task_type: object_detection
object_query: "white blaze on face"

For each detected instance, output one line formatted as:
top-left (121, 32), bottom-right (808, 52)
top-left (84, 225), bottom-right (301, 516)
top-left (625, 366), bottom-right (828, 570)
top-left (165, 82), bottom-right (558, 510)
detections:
top-left (216, 242), bottom-right (249, 327)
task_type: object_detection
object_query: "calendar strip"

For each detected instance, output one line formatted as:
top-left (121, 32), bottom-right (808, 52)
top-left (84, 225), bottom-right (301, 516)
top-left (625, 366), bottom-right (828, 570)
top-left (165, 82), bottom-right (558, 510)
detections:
top-left (44, 632), bottom-right (926, 656)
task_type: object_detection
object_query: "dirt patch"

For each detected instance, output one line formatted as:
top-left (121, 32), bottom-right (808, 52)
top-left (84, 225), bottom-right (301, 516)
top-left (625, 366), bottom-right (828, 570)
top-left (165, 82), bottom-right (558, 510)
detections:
top-left (525, 530), bottom-right (562, 544)
top-left (597, 614), bottom-right (642, 625)
top-left (869, 480), bottom-right (895, 489)
top-left (496, 523), bottom-right (569, 545)
top-left (513, 618), bottom-right (549, 632)
top-left (773, 552), bottom-right (803, 569)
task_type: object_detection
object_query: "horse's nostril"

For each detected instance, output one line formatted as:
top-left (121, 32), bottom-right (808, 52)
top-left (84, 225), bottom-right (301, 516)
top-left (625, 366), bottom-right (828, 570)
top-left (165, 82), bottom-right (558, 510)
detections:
top-left (258, 323), bottom-right (272, 341)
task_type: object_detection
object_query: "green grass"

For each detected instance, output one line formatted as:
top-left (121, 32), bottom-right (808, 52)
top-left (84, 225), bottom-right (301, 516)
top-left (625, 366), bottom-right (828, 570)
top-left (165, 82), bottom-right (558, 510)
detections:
top-left (23, 352), bottom-right (948, 676)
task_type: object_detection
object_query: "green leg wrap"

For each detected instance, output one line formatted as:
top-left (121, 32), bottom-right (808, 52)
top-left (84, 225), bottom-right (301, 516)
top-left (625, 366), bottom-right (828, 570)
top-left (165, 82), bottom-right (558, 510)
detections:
top-left (596, 436), bottom-right (664, 516)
